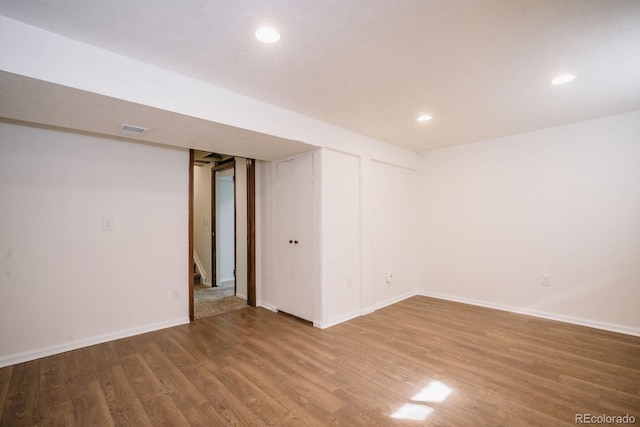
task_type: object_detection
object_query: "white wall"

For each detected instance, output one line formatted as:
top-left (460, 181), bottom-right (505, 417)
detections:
top-left (418, 111), bottom-right (640, 334)
top-left (0, 15), bottom-right (423, 332)
top-left (0, 122), bottom-right (189, 367)
top-left (371, 161), bottom-right (419, 306)
top-left (193, 164), bottom-right (212, 284)
top-left (321, 149), bottom-right (361, 323)
top-left (317, 149), bottom-right (419, 327)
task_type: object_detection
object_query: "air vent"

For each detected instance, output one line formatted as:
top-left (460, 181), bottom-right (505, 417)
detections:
top-left (119, 123), bottom-right (149, 137)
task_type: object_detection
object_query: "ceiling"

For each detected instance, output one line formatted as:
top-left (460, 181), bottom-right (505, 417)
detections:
top-left (1, 0), bottom-right (639, 152)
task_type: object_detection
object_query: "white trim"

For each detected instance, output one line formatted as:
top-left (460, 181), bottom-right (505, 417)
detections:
top-left (315, 289), bottom-right (640, 336)
top-left (0, 317), bottom-right (189, 368)
top-left (259, 302), bottom-right (278, 313)
top-left (236, 292), bottom-right (247, 300)
top-left (315, 309), bottom-right (362, 329)
top-left (6, 291), bottom-right (635, 368)
top-left (360, 307), bottom-right (375, 316)
top-left (416, 291), bottom-right (640, 337)
top-left (366, 290), bottom-right (416, 313)
top-left (317, 290), bottom-right (416, 329)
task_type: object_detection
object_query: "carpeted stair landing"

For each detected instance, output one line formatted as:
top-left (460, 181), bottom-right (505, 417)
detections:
top-left (194, 281), bottom-right (248, 320)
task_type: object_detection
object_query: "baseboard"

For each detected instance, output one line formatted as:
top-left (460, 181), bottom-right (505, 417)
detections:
top-left (315, 309), bottom-right (362, 329)
top-left (236, 292), bottom-right (247, 300)
top-left (221, 277), bottom-right (235, 283)
top-left (417, 290), bottom-right (640, 337)
top-left (0, 317), bottom-right (190, 368)
top-left (313, 290), bottom-right (640, 336)
top-left (366, 290), bottom-right (417, 313)
top-left (9, 291), bottom-right (631, 368)
top-left (258, 301), bottom-right (278, 313)
top-left (317, 290), bottom-right (417, 329)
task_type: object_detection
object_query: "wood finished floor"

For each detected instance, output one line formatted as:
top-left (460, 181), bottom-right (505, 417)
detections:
top-left (1, 296), bottom-right (639, 426)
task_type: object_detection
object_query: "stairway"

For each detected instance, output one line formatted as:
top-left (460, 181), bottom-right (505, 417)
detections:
top-left (193, 261), bottom-right (202, 285)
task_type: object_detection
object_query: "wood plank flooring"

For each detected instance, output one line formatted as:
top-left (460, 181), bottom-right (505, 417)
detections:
top-left (1, 296), bottom-right (639, 426)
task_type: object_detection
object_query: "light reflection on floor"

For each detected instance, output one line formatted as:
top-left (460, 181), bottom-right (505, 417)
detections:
top-left (412, 380), bottom-right (453, 403)
top-left (391, 380), bottom-right (453, 421)
top-left (391, 403), bottom-right (434, 421)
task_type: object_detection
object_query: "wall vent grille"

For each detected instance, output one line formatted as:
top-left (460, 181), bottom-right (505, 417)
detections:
top-left (119, 123), bottom-right (149, 137)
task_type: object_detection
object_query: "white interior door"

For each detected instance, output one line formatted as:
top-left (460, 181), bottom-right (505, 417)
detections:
top-left (275, 153), bottom-right (315, 322)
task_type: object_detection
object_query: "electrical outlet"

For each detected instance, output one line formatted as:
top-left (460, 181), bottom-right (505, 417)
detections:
top-left (386, 272), bottom-right (393, 284)
top-left (172, 289), bottom-right (179, 300)
top-left (103, 218), bottom-right (113, 231)
top-left (541, 275), bottom-right (551, 287)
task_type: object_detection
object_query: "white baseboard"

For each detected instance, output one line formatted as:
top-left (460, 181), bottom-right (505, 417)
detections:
top-left (0, 317), bottom-right (190, 368)
top-left (258, 301), bottom-right (278, 313)
top-left (416, 290), bottom-right (640, 337)
top-left (313, 289), bottom-right (640, 337)
top-left (6, 291), bottom-right (634, 369)
top-left (367, 290), bottom-right (417, 313)
top-left (236, 292), bottom-right (247, 300)
top-left (315, 309), bottom-right (362, 329)
top-left (317, 290), bottom-right (417, 329)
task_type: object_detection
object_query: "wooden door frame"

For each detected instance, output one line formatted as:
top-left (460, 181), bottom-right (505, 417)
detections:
top-left (247, 158), bottom-right (256, 307)
top-left (189, 151), bottom-right (256, 321)
top-left (188, 151), bottom-right (194, 321)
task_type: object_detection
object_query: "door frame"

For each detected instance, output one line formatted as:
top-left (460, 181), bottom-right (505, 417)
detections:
top-left (189, 151), bottom-right (256, 321)
top-left (188, 150), bottom-right (194, 320)
top-left (246, 158), bottom-right (256, 307)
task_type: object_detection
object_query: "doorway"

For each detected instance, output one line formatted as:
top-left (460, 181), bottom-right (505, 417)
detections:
top-left (188, 151), bottom-right (256, 321)
top-left (213, 166), bottom-right (235, 291)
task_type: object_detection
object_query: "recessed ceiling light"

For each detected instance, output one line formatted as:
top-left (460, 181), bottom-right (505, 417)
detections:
top-left (255, 26), bottom-right (280, 43)
top-left (417, 115), bottom-right (433, 122)
top-left (550, 74), bottom-right (576, 85)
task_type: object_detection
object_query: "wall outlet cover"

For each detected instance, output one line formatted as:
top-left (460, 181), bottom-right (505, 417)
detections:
top-left (541, 275), bottom-right (551, 286)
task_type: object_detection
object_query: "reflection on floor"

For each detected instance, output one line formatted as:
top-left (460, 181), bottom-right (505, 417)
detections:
top-left (194, 280), bottom-right (247, 320)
